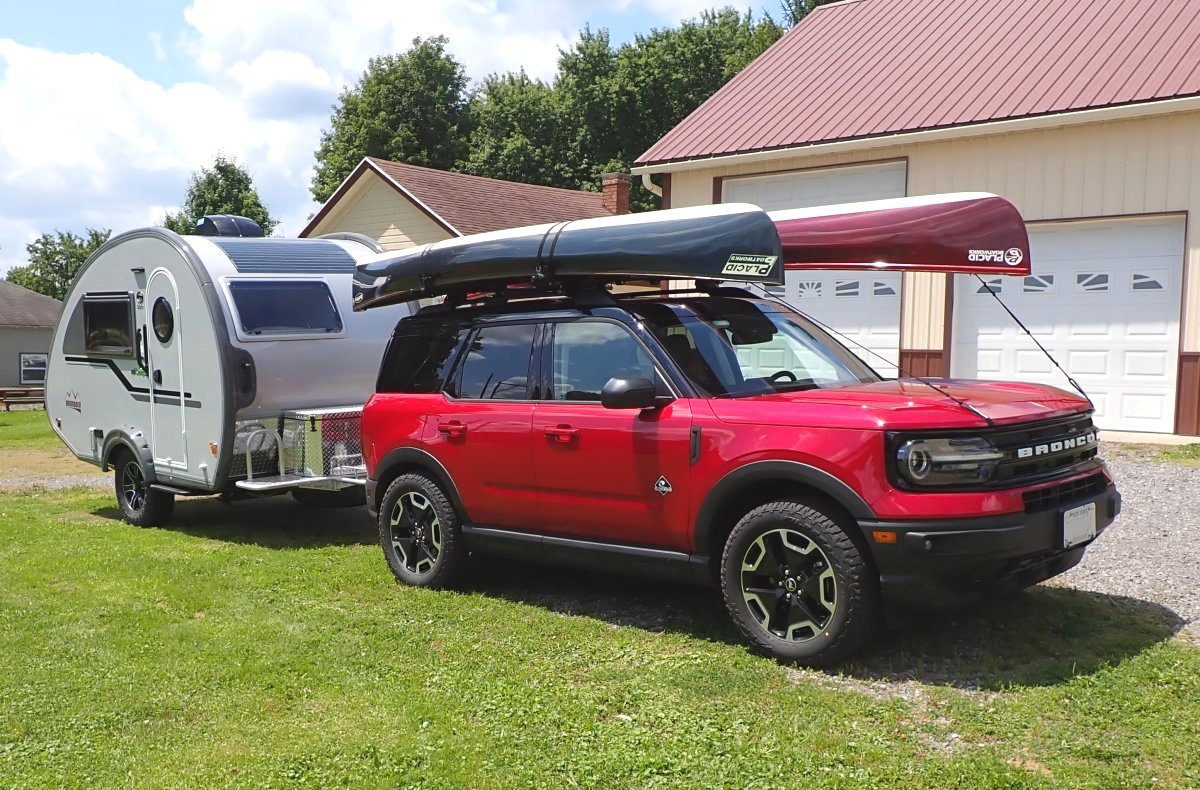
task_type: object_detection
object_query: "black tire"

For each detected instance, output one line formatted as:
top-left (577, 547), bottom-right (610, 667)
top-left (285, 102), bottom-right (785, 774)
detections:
top-left (112, 449), bottom-right (174, 527)
top-left (291, 486), bottom-right (366, 508)
top-left (720, 498), bottom-right (879, 667)
top-left (377, 473), bottom-right (465, 589)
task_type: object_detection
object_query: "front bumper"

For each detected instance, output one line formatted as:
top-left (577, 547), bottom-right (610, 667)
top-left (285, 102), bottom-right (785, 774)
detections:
top-left (862, 483), bottom-right (1121, 610)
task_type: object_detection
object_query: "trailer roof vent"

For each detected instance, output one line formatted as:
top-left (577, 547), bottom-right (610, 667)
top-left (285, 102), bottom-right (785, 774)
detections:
top-left (194, 215), bottom-right (265, 238)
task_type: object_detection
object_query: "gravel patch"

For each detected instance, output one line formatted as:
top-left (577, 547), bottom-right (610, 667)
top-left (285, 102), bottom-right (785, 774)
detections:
top-left (0, 474), bottom-right (109, 491)
top-left (1050, 443), bottom-right (1200, 632)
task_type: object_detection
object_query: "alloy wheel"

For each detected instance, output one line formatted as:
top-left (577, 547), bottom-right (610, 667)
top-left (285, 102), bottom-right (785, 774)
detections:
top-left (740, 528), bottom-right (837, 642)
top-left (388, 491), bottom-right (443, 575)
top-left (121, 460), bottom-right (146, 513)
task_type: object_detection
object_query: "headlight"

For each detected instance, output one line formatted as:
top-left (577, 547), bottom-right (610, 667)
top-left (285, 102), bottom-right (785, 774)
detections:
top-left (895, 437), bottom-right (1005, 487)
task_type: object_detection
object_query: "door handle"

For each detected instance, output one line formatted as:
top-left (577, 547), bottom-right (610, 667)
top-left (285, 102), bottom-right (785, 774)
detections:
top-left (544, 425), bottom-right (579, 443)
top-left (153, 369), bottom-right (162, 385)
top-left (437, 421), bottom-right (467, 437)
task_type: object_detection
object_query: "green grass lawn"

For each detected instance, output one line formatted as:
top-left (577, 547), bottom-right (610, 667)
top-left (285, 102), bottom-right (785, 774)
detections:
top-left (1, 413), bottom-right (1197, 786)
top-left (1160, 443), bottom-right (1200, 467)
top-left (0, 490), bottom-right (1197, 787)
top-left (0, 409), bottom-right (58, 452)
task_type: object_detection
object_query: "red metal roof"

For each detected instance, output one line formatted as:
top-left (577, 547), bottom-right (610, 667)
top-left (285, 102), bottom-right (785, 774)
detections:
top-left (302, 158), bottom-right (612, 238)
top-left (637, 0), bottom-right (1200, 166)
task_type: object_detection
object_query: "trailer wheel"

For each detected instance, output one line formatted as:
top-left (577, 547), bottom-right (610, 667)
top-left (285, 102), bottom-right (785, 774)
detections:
top-left (112, 449), bottom-right (174, 527)
top-left (291, 487), bottom-right (366, 508)
top-left (720, 498), bottom-right (879, 667)
top-left (377, 473), bottom-right (465, 589)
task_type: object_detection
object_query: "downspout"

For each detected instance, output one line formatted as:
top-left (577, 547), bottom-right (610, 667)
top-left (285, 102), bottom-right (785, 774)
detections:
top-left (640, 172), bottom-right (663, 197)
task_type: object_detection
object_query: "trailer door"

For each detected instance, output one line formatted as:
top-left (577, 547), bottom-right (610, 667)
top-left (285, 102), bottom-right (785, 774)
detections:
top-left (146, 269), bottom-right (188, 472)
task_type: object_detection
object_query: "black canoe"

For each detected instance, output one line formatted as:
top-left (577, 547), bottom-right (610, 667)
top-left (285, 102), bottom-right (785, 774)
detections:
top-left (352, 203), bottom-right (783, 311)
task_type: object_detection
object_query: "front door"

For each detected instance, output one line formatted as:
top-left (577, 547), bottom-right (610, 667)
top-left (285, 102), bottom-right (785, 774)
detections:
top-left (532, 319), bottom-right (693, 549)
top-left (146, 269), bottom-right (188, 472)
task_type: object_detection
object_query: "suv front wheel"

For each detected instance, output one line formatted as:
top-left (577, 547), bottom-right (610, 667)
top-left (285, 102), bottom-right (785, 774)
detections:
top-left (378, 472), bottom-right (465, 589)
top-left (721, 499), bottom-right (879, 666)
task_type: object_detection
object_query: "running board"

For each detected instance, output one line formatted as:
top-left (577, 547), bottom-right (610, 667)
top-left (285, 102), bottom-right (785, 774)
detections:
top-left (461, 525), bottom-right (710, 585)
top-left (235, 474), bottom-right (366, 492)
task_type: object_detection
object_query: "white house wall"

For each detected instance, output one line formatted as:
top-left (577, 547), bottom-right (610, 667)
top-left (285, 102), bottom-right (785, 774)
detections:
top-left (666, 110), bottom-right (1200, 355)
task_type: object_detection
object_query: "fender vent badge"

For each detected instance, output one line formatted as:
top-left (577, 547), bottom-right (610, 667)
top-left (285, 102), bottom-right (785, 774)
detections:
top-left (654, 476), bottom-right (673, 496)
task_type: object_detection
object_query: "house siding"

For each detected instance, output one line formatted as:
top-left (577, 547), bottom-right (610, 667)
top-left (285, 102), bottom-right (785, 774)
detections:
top-left (0, 327), bottom-right (52, 387)
top-left (665, 110), bottom-right (1200, 355)
top-left (305, 173), bottom-right (454, 251)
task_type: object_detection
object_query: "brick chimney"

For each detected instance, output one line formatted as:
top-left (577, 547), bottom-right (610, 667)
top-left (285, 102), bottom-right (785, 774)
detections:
top-left (601, 172), bottom-right (632, 215)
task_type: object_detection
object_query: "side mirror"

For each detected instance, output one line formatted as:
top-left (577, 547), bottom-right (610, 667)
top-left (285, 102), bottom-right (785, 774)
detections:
top-left (600, 377), bottom-right (666, 410)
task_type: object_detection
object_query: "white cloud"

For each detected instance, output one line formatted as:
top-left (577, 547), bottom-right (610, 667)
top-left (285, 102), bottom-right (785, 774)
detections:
top-left (0, 1), bottom-right (724, 274)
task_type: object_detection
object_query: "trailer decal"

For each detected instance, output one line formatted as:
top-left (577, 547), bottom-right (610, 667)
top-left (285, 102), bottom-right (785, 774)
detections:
top-left (65, 356), bottom-right (193, 399)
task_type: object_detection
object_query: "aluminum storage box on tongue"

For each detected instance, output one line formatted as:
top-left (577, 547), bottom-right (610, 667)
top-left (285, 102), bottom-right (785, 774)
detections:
top-left (281, 406), bottom-right (367, 479)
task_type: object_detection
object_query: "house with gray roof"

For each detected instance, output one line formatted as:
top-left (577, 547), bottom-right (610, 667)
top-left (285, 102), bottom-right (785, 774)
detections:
top-left (0, 280), bottom-right (61, 387)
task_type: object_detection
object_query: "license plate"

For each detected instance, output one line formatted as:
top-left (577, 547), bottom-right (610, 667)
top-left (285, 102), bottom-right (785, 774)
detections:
top-left (1063, 502), bottom-right (1097, 548)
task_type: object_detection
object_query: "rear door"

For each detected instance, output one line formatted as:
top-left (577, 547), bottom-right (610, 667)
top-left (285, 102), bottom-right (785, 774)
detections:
top-left (531, 318), bottom-right (693, 549)
top-left (424, 321), bottom-right (539, 529)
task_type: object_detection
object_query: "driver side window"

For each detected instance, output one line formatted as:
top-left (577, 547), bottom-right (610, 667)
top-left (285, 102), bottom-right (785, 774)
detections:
top-left (549, 321), bottom-right (658, 401)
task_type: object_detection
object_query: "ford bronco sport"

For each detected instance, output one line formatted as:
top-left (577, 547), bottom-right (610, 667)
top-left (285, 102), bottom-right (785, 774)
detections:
top-left (353, 197), bottom-right (1121, 666)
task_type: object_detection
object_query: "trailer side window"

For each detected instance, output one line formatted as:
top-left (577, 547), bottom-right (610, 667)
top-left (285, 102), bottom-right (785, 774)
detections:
top-left (83, 295), bottom-right (134, 356)
top-left (228, 281), bottom-right (342, 336)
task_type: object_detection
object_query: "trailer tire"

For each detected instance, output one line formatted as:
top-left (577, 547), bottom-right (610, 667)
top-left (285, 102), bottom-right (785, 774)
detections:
top-left (378, 473), bottom-right (465, 589)
top-left (112, 448), bottom-right (174, 527)
top-left (291, 487), bottom-right (366, 508)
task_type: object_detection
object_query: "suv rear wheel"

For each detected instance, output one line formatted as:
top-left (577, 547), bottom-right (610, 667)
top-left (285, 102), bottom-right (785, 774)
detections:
top-left (378, 473), bottom-right (465, 589)
top-left (721, 499), bottom-right (879, 666)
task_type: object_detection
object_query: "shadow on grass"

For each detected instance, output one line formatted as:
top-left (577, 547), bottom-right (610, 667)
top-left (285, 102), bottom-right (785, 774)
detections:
top-left (90, 495), bottom-right (376, 549)
top-left (460, 560), bottom-right (1185, 690)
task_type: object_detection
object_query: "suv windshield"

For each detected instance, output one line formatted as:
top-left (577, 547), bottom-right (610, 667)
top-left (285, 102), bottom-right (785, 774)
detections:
top-left (630, 297), bottom-right (880, 397)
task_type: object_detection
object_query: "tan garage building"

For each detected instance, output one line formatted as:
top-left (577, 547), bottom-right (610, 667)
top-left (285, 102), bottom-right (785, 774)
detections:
top-left (634, 0), bottom-right (1200, 437)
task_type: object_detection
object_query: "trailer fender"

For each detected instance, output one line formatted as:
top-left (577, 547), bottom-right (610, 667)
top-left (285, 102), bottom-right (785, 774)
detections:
top-left (101, 426), bottom-right (157, 481)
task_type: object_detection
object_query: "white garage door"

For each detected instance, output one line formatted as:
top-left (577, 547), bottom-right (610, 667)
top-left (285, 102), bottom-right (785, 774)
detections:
top-left (952, 215), bottom-right (1185, 433)
top-left (723, 161), bottom-right (906, 376)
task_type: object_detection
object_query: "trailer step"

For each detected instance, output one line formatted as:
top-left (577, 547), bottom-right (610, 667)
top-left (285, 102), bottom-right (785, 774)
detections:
top-left (235, 474), bottom-right (366, 492)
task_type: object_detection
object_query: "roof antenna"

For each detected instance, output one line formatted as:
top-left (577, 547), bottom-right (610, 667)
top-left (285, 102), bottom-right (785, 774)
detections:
top-left (748, 282), bottom-right (997, 427)
top-left (972, 275), bottom-right (1093, 406)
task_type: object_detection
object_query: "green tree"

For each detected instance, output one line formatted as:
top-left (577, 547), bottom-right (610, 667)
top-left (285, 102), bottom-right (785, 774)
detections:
top-left (462, 71), bottom-right (571, 186)
top-left (769, 0), bottom-right (838, 28)
top-left (549, 8), bottom-right (788, 210)
top-left (311, 36), bottom-right (470, 202)
top-left (163, 154), bottom-right (278, 235)
top-left (5, 228), bottom-right (111, 300)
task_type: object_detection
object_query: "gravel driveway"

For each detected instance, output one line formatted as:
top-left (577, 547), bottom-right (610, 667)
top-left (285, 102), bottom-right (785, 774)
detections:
top-left (1053, 444), bottom-right (1200, 632)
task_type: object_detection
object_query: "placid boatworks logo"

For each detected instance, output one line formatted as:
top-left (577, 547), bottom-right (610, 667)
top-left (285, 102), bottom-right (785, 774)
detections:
top-left (65, 391), bottom-right (82, 413)
top-left (968, 248), bottom-right (1025, 266)
top-left (722, 253), bottom-right (778, 277)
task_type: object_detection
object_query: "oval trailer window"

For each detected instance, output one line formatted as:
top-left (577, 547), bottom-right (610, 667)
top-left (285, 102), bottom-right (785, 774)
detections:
top-left (152, 297), bottom-right (174, 342)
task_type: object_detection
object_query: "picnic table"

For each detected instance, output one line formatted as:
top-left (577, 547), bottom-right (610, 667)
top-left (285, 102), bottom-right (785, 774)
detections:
top-left (0, 387), bottom-right (44, 411)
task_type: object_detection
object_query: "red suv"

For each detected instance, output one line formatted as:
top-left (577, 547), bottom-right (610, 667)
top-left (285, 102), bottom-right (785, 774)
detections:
top-left (356, 199), bottom-right (1120, 666)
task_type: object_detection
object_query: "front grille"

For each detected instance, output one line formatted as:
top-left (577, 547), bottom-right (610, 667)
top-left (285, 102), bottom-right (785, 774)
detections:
top-left (1022, 472), bottom-right (1108, 513)
top-left (990, 414), bottom-right (1099, 485)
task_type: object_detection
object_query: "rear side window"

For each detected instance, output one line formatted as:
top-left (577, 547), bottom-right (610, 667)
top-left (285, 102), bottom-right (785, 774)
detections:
top-left (377, 324), bottom-right (468, 393)
top-left (83, 295), bottom-right (134, 355)
top-left (450, 323), bottom-right (536, 400)
top-left (228, 280), bottom-right (342, 336)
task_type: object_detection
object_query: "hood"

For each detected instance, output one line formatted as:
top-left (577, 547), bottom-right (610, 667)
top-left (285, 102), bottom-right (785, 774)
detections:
top-left (707, 378), bottom-right (1091, 431)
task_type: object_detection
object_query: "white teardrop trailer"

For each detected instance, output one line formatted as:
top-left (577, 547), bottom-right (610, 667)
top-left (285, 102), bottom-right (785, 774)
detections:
top-left (44, 216), bottom-right (410, 525)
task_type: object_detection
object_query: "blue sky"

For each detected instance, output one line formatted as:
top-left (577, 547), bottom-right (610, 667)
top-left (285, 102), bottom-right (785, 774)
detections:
top-left (0, 0), bottom-right (722, 273)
